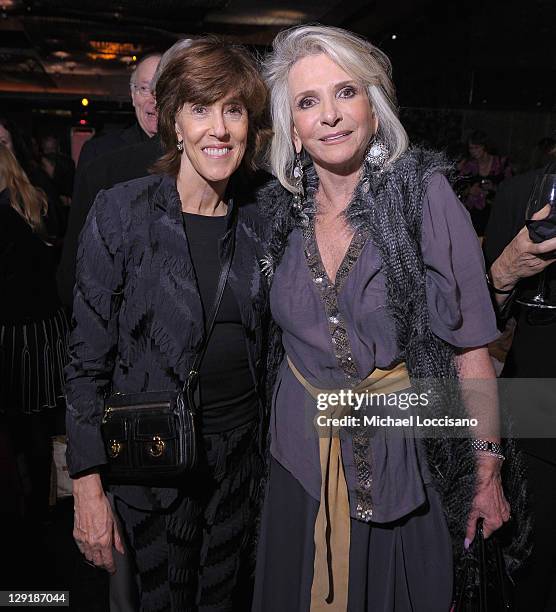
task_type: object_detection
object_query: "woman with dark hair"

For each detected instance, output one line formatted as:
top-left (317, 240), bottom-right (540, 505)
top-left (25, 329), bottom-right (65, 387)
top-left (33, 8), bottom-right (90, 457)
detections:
top-left (457, 129), bottom-right (513, 235)
top-left (0, 144), bottom-right (69, 523)
top-left (65, 38), bottom-right (270, 610)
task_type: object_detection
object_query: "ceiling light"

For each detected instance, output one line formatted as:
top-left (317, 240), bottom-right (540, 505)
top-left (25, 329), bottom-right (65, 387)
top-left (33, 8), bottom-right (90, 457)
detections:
top-left (88, 52), bottom-right (117, 61)
top-left (206, 9), bottom-right (308, 26)
top-left (90, 41), bottom-right (138, 55)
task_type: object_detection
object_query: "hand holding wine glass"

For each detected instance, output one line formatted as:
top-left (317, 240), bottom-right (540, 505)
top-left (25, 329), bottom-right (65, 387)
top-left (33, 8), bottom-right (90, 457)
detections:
top-left (515, 167), bottom-right (556, 308)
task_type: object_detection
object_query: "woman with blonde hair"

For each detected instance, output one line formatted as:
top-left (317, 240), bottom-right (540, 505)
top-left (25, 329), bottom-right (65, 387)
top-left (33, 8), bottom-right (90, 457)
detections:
top-left (0, 144), bottom-right (69, 525)
top-left (253, 25), bottom-right (528, 611)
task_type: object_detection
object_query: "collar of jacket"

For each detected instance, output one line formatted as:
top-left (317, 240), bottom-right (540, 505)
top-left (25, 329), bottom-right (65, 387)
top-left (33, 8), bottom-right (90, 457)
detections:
top-left (149, 173), bottom-right (237, 234)
top-left (123, 122), bottom-right (145, 144)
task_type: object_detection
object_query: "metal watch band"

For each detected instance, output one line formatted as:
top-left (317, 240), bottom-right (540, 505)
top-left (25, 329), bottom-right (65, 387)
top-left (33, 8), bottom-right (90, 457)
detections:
top-left (471, 439), bottom-right (505, 459)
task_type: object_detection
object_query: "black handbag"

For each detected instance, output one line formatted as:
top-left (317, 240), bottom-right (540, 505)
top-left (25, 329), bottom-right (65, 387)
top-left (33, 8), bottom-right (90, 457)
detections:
top-left (100, 211), bottom-right (236, 485)
top-left (454, 519), bottom-right (514, 612)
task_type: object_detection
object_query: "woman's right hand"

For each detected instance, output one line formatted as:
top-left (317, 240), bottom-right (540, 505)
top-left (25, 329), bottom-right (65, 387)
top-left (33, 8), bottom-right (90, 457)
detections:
top-left (73, 472), bottom-right (124, 574)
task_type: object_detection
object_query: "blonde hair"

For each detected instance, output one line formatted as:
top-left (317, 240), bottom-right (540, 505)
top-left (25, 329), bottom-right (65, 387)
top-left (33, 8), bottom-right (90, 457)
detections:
top-left (0, 144), bottom-right (48, 235)
top-left (264, 24), bottom-right (409, 192)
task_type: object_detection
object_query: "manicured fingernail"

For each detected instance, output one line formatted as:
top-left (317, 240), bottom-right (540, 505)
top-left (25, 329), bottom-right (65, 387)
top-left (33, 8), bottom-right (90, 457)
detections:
top-left (464, 538), bottom-right (471, 550)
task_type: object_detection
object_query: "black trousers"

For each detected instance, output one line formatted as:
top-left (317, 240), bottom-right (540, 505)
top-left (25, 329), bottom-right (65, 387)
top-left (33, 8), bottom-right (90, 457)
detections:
top-left (514, 452), bottom-right (556, 611)
top-left (114, 419), bottom-right (263, 612)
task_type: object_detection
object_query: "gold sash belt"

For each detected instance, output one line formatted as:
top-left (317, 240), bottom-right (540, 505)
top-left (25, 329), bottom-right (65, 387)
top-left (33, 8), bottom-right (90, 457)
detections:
top-left (287, 357), bottom-right (410, 611)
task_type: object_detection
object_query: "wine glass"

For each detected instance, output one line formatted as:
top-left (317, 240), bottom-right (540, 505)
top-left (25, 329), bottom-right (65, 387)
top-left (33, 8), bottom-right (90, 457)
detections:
top-left (516, 169), bottom-right (556, 309)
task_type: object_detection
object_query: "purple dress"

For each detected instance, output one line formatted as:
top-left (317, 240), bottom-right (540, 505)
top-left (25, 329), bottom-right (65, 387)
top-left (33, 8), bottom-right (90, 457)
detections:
top-left (253, 174), bottom-right (499, 612)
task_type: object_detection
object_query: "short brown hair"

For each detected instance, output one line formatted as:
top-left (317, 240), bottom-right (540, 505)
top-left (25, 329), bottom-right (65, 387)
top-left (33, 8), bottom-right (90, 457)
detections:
top-left (153, 37), bottom-right (270, 176)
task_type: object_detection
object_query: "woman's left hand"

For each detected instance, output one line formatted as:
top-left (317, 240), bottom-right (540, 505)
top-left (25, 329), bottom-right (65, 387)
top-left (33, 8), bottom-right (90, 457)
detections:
top-left (465, 453), bottom-right (511, 548)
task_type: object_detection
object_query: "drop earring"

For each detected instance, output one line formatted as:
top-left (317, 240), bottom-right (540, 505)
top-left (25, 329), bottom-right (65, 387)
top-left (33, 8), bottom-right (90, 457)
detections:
top-left (176, 140), bottom-right (184, 152)
top-left (292, 152), bottom-right (304, 212)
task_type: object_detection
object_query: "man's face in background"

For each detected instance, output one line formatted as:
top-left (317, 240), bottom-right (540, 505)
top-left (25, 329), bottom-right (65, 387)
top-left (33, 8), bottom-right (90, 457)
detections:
top-left (130, 55), bottom-right (160, 137)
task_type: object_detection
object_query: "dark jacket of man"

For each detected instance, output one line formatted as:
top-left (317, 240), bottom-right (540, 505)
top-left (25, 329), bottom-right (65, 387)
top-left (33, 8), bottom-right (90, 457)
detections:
top-left (64, 173), bottom-right (269, 511)
top-left (57, 135), bottom-right (163, 307)
top-left (75, 123), bottom-right (149, 185)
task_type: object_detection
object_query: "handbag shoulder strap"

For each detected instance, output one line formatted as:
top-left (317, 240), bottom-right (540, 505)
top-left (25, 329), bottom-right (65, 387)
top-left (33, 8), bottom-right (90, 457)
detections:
top-left (183, 205), bottom-right (237, 393)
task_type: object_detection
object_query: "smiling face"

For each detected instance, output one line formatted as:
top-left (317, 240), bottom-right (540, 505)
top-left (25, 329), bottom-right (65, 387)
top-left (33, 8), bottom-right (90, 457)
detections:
top-left (130, 55), bottom-right (160, 137)
top-left (174, 93), bottom-right (249, 186)
top-left (288, 53), bottom-right (377, 175)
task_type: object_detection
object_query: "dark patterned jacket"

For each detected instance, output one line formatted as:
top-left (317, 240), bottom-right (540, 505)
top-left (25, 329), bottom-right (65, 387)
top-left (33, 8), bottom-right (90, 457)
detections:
top-left (65, 173), bottom-right (269, 511)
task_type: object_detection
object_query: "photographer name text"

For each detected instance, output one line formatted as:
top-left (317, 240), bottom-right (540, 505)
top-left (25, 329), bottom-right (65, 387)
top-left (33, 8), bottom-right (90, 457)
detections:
top-left (315, 414), bottom-right (479, 428)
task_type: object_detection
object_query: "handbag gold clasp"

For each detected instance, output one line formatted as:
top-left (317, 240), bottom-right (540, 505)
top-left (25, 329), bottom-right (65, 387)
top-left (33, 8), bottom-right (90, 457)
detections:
top-left (108, 440), bottom-right (122, 458)
top-left (149, 436), bottom-right (165, 458)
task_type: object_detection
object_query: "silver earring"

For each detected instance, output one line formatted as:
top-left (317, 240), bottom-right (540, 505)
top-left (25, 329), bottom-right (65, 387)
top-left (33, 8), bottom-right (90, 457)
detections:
top-left (364, 135), bottom-right (389, 171)
top-left (176, 140), bottom-right (184, 152)
top-left (292, 152), bottom-right (304, 212)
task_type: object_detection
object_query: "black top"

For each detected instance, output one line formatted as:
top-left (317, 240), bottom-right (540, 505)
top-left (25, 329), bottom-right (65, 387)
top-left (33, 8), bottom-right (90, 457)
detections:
top-left (182, 210), bottom-right (258, 432)
top-left (0, 189), bottom-right (61, 324)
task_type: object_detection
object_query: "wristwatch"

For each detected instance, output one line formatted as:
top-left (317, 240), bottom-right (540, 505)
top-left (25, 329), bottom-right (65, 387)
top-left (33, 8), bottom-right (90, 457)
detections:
top-left (471, 439), bottom-right (505, 460)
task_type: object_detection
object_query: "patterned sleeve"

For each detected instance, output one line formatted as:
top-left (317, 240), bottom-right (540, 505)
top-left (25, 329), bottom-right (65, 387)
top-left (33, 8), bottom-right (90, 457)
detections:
top-left (65, 188), bottom-right (125, 476)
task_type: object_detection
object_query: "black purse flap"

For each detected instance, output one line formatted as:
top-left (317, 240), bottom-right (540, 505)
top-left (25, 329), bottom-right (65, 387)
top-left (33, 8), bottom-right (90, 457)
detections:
top-left (134, 413), bottom-right (177, 441)
top-left (103, 416), bottom-right (128, 440)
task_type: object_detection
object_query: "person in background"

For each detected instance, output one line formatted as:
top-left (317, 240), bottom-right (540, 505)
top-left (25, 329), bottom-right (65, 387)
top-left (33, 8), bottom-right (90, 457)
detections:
top-left (457, 130), bottom-right (513, 235)
top-left (0, 143), bottom-right (69, 533)
top-left (57, 50), bottom-right (172, 308)
top-left (74, 53), bottom-right (162, 175)
top-left (0, 115), bottom-right (66, 240)
top-left (39, 134), bottom-right (75, 207)
top-left (484, 141), bottom-right (556, 611)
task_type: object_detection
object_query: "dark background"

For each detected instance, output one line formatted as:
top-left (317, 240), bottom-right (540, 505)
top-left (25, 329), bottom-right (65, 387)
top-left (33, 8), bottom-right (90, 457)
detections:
top-left (0, 0), bottom-right (554, 169)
